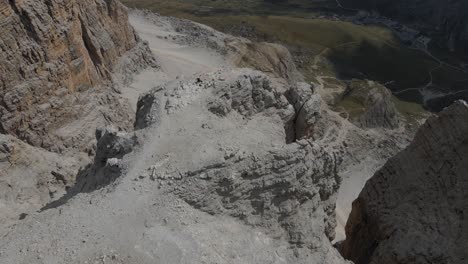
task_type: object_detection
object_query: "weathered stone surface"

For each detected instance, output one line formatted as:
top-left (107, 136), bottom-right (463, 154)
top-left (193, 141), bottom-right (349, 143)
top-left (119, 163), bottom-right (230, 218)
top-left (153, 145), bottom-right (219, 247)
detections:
top-left (336, 80), bottom-right (400, 130)
top-left (358, 84), bottom-right (400, 129)
top-left (207, 71), bottom-right (293, 119)
top-left (76, 127), bottom-right (137, 192)
top-left (286, 82), bottom-right (331, 141)
top-left (0, 0), bottom-right (154, 149)
top-left (341, 101), bottom-right (468, 264)
top-left (134, 88), bottom-right (163, 130)
top-left (172, 140), bottom-right (345, 262)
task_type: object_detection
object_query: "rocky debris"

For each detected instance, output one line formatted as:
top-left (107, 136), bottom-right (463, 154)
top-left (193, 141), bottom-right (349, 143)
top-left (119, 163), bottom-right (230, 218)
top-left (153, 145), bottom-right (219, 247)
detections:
top-left (0, 134), bottom-right (84, 226)
top-left (0, 0), bottom-right (155, 150)
top-left (340, 101), bottom-right (468, 264)
top-left (207, 70), bottom-right (293, 119)
top-left (135, 69), bottom-right (296, 131)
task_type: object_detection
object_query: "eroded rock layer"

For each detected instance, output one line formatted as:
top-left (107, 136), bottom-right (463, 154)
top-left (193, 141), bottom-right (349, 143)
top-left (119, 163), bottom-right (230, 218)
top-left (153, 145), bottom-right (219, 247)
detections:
top-left (341, 101), bottom-right (468, 264)
top-left (0, 0), bottom-right (152, 149)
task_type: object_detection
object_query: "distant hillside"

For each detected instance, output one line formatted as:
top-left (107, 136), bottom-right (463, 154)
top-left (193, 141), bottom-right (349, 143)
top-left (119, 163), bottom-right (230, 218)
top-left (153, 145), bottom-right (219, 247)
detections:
top-left (342, 0), bottom-right (468, 57)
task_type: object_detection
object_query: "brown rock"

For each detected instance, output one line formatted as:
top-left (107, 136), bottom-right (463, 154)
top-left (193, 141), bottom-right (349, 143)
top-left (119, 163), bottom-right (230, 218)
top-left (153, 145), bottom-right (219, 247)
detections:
top-left (0, 0), bottom-right (152, 149)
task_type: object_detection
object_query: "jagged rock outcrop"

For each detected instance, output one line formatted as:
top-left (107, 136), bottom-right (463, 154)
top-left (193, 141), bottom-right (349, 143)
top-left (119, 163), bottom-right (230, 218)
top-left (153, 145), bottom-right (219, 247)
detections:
top-left (206, 71), bottom-right (293, 119)
top-left (336, 80), bottom-right (400, 130)
top-left (0, 0), bottom-right (155, 150)
top-left (78, 127), bottom-right (137, 192)
top-left (134, 68), bottom-right (348, 263)
top-left (358, 84), bottom-right (400, 129)
top-left (173, 140), bottom-right (344, 261)
top-left (341, 101), bottom-right (468, 264)
top-left (287, 82), bottom-right (332, 141)
top-left (343, 0), bottom-right (468, 56)
top-left (134, 87), bottom-right (163, 130)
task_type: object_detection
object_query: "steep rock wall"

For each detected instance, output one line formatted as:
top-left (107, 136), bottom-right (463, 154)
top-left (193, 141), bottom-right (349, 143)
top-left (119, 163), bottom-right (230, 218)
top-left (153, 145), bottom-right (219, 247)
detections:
top-left (0, 0), bottom-right (149, 149)
top-left (341, 101), bottom-right (468, 264)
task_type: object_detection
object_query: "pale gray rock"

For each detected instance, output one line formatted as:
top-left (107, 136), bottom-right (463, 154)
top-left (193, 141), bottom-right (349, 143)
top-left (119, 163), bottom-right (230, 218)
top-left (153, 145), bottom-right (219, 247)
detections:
top-left (341, 101), bottom-right (468, 264)
top-left (174, 140), bottom-right (341, 248)
top-left (207, 71), bottom-right (292, 119)
top-left (358, 86), bottom-right (400, 129)
top-left (286, 82), bottom-right (330, 140)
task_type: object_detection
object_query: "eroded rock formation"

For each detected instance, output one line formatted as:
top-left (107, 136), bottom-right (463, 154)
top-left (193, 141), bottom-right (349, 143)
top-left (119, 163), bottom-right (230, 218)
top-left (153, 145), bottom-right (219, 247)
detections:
top-left (0, 0), bottom-right (155, 224)
top-left (336, 80), bottom-right (400, 130)
top-left (134, 68), bottom-right (348, 263)
top-left (341, 101), bottom-right (468, 264)
top-left (0, 0), bottom-right (155, 150)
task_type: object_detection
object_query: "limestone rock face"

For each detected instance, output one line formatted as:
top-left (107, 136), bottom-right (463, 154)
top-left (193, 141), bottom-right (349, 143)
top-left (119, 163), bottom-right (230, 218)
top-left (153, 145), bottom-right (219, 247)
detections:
top-left (341, 101), bottom-right (468, 264)
top-left (0, 0), bottom-right (153, 149)
top-left (206, 71), bottom-right (293, 119)
top-left (174, 140), bottom-right (344, 262)
top-left (358, 85), bottom-right (400, 129)
top-left (336, 80), bottom-right (400, 130)
top-left (287, 82), bottom-right (330, 141)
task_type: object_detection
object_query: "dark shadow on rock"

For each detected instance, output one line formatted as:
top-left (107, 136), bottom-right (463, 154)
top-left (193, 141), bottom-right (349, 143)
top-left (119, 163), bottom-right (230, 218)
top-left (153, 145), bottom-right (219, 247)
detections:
top-left (40, 128), bottom-right (137, 212)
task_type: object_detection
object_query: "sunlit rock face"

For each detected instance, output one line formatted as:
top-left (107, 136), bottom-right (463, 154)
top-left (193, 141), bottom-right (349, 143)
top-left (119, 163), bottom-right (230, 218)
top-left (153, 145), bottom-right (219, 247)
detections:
top-left (0, 0), bottom-right (147, 149)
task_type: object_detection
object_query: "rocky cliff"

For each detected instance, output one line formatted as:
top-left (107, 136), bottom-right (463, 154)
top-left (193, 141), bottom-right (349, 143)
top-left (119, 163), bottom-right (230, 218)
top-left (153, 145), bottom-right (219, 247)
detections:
top-left (343, 0), bottom-right (468, 56)
top-left (0, 0), bottom-right (156, 226)
top-left (341, 100), bottom-right (468, 264)
top-left (0, 0), bottom-right (155, 150)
